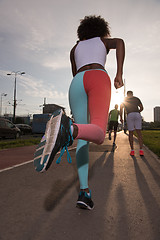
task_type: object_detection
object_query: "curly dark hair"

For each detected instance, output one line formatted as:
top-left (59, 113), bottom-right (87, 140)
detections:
top-left (77, 15), bottom-right (111, 40)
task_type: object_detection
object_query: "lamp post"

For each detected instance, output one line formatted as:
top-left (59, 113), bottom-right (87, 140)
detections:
top-left (7, 71), bottom-right (25, 123)
top-left (0, 93), bottom-right (7, 116)
top-left (123, 79), bottom-right (127, 133)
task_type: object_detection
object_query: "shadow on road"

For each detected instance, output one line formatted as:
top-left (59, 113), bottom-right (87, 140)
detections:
top-left (43, 144), bottom-right (112, 212)
top-left (141, 156), bottom-right (160, 188)
top-left (132, 156), bottom-right (160, 239)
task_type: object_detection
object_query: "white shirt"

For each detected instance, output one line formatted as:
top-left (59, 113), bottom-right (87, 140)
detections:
top-left (74, 37), bottom-right (107, 71)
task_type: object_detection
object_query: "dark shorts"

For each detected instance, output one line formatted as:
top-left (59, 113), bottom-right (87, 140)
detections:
top-left (108, 121), bottom-right (118, 131)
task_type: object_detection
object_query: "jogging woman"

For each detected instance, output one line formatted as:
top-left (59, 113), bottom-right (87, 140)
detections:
top-left (34, 15), bottom-right (125, 210)
top-left (69, 15), bottom-right (125, 209)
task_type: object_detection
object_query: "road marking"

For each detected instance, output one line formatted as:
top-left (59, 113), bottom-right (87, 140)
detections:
top-left (0, 133), bottom-right (124, 173)
top-left (0, 159), bottom-right (34, 173)
top-left (0, 146), bottom-right (77, 173)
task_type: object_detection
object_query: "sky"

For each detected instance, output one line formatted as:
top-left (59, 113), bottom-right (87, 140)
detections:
top-left (0, 0), bottom-right (160, 122)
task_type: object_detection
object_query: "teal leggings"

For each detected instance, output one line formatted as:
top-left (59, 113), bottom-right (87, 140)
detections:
top-left (69, 69), bottom-right (111, 189)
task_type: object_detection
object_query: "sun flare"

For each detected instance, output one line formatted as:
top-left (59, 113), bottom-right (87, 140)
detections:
top-left (110, 88), bottom-right (125, 110)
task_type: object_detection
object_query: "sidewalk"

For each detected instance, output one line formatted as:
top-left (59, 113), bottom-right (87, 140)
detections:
top-left (0, 132), bottom-right (160, 240)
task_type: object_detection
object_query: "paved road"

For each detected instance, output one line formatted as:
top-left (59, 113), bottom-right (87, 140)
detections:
top-left (0, 132), bottom-right (160, 240)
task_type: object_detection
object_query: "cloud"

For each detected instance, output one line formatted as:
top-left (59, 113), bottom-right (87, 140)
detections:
top-left (0, 0), bottom-right (160, 121)
top-left (18, 74), bottom-right (67, 100)
top-left (42, 51), bottom-right (70, 70)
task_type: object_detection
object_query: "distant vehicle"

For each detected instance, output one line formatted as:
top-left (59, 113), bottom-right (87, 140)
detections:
top-left (15, 124), bottom-right (32, 135)
top-left (0, 118), bottom-right (21, 139)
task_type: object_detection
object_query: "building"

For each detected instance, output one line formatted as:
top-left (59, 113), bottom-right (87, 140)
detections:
top-left (43, 104), bottom-right (65, 114)
top-left (32, 113), bottom-right (51, 134)
top-left (154, 106), bottom-right (160, 122)
top-left (32, 104), bottom-right (65, 134)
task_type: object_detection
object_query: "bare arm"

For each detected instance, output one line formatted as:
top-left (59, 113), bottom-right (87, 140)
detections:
top-left (139, 103), bottom-right (144, 112)
top-left (70, 45), bottom-right (77, 77)
top-left (104, 38), bottom-right (125, 89)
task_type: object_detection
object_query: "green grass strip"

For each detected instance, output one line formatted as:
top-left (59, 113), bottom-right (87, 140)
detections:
top-left (0, 138), bottom-right (41, 149)
top-left (134, 130), bottom-right (160, 158)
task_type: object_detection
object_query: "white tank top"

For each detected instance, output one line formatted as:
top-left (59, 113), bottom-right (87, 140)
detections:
top-left (74, 37), bottom-right (107, 71)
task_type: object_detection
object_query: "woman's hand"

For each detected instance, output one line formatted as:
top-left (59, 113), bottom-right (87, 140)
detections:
top-left (114, 75), bottom-right (124, 89)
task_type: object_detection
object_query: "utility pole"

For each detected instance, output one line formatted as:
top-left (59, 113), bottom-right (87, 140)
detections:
top-left (123, 79), bottom-right (127, 133)
top-left (7, 71), bottom-right (25, 123)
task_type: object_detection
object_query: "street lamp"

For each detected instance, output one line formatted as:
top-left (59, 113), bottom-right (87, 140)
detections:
top-left (0, 93), bottom-right (7, 116)
top-left (7, 71), bottom-right (25, 123)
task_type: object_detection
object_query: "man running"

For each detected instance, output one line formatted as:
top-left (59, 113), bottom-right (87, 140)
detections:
top-left (108, 104), bottom-right (120, 146)
top-left (120, 91), bottom-right (144, 156)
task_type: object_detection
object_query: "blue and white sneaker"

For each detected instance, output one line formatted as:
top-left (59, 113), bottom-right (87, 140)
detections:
top-left (34, 109), bottom-right (73, 172)
top-left (76, 190), bottom-right (94, 210)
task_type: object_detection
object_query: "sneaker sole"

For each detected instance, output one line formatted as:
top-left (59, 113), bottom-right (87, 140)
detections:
top-left (34, 109), bottom-right (63, 172)
top-left (76, 201), bottom-right (94, 210)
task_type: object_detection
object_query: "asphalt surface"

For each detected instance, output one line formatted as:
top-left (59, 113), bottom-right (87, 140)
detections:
top-left (0, 132), bottom-right (160, 240)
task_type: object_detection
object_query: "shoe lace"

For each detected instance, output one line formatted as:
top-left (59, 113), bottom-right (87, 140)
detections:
top-left (56, 120), bottom-right (73, 164)
top-left (56, 146), bottom-right (72, 164)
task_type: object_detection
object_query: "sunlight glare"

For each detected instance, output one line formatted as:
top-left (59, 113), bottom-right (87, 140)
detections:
top-left (110, 88), bottom-right (125, 110)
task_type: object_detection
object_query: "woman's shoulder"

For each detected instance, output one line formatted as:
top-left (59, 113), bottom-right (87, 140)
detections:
top-left (70, 43), bottom-right (78, 57)
top-left (70, 41), bottom-right (79, 53)
top-left (101, 37), bottom-right (124, 50)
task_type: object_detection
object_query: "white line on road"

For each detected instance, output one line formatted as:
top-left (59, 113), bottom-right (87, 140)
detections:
top-left (0, 146), bottom-right (77, 173)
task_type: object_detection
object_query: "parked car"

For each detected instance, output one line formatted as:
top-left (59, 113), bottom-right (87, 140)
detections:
top-left (15, 124), bottom-right (32, 135)
top-left (0, 118), bottom-right (21, 139)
